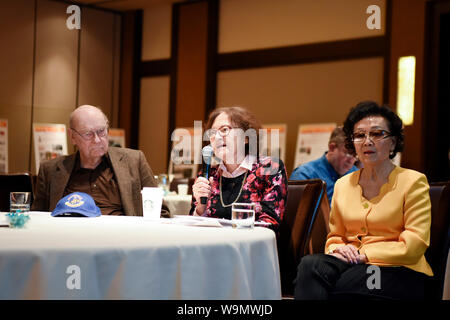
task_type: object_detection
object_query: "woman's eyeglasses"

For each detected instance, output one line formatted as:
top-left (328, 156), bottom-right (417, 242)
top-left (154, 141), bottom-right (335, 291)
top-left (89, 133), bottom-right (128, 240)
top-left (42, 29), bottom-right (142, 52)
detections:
top-left (71, 127), bottom-right (108, 141)
top-left (208, 125), bottom-right (237, 137)
top-left (352, 129), bottom-right (391, 143)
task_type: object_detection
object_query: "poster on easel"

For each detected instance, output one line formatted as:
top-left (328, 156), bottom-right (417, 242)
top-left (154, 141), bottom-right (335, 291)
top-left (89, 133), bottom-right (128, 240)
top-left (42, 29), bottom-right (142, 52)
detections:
top-left (0, 119), bottom-right (8, 173)
top-left (168, 127), bottom-right (200, 179)
top-left (33, 123), bottom-right (68, 174)
top-left (108, 128), bottom-right (126, 148)
top-left (260, 124), bottom-right (287, 162)
top-left (293, 123), bottom-right (337, 170)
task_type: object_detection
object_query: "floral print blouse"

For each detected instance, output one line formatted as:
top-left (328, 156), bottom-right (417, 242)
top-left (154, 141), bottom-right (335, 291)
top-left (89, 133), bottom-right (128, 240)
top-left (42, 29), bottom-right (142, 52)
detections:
top-left (190, 157), bottom-right (288, 232)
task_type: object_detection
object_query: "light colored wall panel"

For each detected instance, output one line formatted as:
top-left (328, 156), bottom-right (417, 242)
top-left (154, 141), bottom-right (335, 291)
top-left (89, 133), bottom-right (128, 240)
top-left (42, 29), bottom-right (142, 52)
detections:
top-left (78, 8), bottom-right (117, 121)
top-left (0, 0), bottom-right (35, 173)
top-left (216, 57), bottom-right (384, 174)
top-left (33, 0), bottom-right (78, 159)
top-left (139, 76), bottom-right (170, 175)
top-left (142, 1), bottom-right (173, 60)
top-left (219, 0), bottom-right (385, 53)
top-left (34, 0), bottom-right (78, 112)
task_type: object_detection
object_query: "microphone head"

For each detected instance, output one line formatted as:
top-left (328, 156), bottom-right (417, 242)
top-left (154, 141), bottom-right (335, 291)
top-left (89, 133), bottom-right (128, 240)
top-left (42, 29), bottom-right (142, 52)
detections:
top-left (202, 145), bottom-right (214, 164)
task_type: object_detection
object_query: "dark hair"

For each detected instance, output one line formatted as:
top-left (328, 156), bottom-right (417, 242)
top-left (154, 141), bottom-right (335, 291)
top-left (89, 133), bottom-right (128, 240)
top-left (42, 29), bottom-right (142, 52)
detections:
top-left (343, 101), bottom-right (404, 159)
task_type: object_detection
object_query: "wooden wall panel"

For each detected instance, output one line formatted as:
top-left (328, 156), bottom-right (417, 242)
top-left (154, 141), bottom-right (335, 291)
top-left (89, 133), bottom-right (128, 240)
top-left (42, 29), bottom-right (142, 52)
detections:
top-left (78, 7), bottom-right (118, 122)
top-left (139, 76), bottom-right (170, 175)
top-left (33, 0), bottom-right (79, 163)
top-left (0, 0), bottom-right (35, 173)
top-left (174, 1), bottom-right (209, 128)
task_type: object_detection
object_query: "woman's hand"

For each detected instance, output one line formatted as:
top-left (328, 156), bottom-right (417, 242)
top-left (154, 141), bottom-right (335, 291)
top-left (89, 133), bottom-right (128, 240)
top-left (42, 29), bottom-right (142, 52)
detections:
top-left (329, 245), bottom-right (366, 264)
top-left (192, 177), bottom-right (213, 215)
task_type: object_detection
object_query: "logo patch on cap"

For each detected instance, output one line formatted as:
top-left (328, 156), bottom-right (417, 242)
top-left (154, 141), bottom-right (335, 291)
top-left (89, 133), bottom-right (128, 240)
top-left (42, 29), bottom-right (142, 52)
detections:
top-left (65, 194), bottom-right (85, 208)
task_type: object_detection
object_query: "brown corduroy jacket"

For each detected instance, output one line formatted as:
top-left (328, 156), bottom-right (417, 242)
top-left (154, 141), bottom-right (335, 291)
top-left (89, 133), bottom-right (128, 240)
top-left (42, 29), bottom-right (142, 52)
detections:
top-left (32, 147), bottom-right (160, 216)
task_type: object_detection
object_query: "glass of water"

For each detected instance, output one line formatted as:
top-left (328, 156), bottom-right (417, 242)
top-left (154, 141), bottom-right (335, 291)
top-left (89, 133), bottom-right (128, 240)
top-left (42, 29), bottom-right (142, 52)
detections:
top-left (10, 192), bottom-right (31, 213)
top-left (231, 203), bottom-right (255, 229)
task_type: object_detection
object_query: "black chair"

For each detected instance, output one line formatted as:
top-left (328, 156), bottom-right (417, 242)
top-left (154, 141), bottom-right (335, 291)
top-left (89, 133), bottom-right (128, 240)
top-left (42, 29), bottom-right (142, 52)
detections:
top-left (277, 179), bottom-right (326, 297)
top-left (425, 181), bottom-right (450, 300)
top-left (0, 173), bottom-right (34, 212)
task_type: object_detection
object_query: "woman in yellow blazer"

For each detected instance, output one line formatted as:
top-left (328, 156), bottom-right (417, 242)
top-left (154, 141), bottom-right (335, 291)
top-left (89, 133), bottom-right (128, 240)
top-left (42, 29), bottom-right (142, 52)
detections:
top-left (294, 101), bottom-right (432, 300)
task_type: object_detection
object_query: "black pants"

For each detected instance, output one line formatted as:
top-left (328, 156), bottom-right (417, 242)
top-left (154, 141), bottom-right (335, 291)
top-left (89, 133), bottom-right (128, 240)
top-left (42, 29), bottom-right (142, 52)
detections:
top-left (294, 254), bottom-right (427, 300)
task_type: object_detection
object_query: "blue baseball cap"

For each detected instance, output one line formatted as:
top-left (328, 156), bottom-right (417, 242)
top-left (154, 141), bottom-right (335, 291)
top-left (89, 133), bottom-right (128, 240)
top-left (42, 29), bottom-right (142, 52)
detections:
top-left (52, 192), bottom-right (101, 217)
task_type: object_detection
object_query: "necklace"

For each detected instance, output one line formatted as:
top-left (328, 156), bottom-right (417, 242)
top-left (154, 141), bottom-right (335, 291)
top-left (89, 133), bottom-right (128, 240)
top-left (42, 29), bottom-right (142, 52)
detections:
top-left (219, 171), bottom-right (248, 208)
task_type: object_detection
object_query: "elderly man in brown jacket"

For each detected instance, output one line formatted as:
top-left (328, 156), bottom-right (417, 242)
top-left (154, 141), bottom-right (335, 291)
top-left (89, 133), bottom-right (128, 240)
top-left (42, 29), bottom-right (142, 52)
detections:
top-left (32, 105), bottom-right (167, 216)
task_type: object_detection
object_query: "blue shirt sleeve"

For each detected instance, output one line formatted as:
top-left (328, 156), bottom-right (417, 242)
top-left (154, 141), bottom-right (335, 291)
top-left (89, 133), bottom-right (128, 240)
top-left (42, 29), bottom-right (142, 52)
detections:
top-left (290, 166), bottom-right (311, 180)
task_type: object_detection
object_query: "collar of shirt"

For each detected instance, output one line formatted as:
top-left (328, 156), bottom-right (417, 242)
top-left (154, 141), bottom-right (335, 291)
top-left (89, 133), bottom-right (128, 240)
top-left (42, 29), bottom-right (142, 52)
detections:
top-left (73, 151), bottom-right (113, 181)
top-left (219, 155), bottom-right (257, 178)
top-left (320, 152), bottom-right (339, 180)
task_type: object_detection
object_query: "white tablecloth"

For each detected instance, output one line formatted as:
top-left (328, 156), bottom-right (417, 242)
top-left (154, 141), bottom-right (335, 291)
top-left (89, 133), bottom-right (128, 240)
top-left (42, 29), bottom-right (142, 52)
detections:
top-left (163, 194), bottom-right (192, 215)
top-left (0, 212), bottom-right (281, 300)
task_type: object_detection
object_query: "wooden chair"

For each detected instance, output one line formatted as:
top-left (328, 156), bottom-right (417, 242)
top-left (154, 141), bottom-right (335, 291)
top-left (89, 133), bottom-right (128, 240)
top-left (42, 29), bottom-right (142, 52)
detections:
top-left (0, 173), bottom-right (34, 212)
top-left (425, 181), bottom-right (450, 300)
top-left (277, 179), bottom-right (326, 297)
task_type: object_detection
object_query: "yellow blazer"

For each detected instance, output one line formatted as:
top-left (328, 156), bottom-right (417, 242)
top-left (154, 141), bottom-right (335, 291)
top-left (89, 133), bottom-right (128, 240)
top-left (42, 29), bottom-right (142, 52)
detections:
top-left (325, 166), bottom-right (433, 276)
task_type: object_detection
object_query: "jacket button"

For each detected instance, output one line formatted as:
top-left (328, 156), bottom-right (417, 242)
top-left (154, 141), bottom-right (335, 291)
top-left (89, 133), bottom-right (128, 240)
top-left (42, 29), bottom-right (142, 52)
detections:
top-left (361, 227), bottom-right (367, 233)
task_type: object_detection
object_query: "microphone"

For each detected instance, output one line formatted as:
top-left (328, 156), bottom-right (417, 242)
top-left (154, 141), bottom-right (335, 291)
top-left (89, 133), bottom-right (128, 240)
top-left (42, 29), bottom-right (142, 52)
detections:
top-left (200, 145), bottom-right (214, 205)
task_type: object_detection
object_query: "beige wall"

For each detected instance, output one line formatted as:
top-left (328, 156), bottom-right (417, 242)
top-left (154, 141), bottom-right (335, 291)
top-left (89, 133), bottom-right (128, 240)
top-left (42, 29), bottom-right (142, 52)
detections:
top-left (139, 76), bottom-right (170, 175)
top-left (219, 0), bottom-right (385, 53)
top-left (141, 1), bottom-right (173, 60)
top-left (0, 0), bottom-right (34, 173)
top-left (0, 0), bottom-right (121, 174)
top-left (217, 57), bottom-right (384, 174)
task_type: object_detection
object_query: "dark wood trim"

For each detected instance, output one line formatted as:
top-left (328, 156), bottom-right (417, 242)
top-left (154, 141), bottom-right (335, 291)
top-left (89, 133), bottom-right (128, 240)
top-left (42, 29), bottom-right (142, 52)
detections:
top-left (129, 10), bottom-right (143, 149)
top-left (383, 0), bottom-right (392, 104)
top-left (423, 0), bottom-right (450, 181)
top-left (140, 59), bottom-right (171, 77)
top-left (204, 0), bottom-right (219, 119)
top-left (29, 0), bottom-right (38, 172)
top-left (217, 36), bottom-right (386, 71)
top-left (141, 35), bottom-right (388, 78)
top-left (168, 2), bottom-right (180, 165)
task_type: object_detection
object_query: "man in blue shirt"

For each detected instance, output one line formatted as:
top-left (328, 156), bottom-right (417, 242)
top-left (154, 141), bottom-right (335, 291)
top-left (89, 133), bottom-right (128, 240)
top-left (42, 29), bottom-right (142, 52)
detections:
top-left (290, 127), bottom-right (358, 205)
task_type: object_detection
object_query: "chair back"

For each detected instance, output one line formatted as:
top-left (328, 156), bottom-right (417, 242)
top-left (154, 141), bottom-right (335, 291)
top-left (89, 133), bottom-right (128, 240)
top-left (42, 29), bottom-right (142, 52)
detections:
top-left (277, 179), bottom-right (325, 296)
top-left (425, 181), bottom-right (450, 300)
top-left (0, 173), bottom-right (34, 212)
top-left (308, 187), bottom-right (331, 254)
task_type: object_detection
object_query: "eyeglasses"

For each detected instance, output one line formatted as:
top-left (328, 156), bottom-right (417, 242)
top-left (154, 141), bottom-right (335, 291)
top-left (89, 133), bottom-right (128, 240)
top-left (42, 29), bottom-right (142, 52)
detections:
top-left (71, 127), bottom-right (108, 141)
top-left (352, 129), bottom-right (391, 143)
top-left (208, 125), bottom-right (237, 137)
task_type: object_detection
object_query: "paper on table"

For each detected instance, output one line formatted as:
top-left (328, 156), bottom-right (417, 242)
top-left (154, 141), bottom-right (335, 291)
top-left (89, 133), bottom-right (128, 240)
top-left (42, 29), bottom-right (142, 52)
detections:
top-left (169, 215), bottom-right (271, 228)
top-left (170, 215), bottom-right (223, 227)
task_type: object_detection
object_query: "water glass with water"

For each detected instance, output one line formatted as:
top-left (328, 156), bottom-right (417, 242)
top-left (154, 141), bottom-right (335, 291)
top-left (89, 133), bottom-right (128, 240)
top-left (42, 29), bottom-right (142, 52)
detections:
top-left (231, 203), bottom-right (255, 229)
top-left (10, 192), bottom-right (31, 213)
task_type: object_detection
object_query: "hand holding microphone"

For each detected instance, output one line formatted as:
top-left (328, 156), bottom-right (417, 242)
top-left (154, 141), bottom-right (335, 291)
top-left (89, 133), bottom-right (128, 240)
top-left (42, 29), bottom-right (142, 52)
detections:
top-left (192, 145), bottom-right (214, 215)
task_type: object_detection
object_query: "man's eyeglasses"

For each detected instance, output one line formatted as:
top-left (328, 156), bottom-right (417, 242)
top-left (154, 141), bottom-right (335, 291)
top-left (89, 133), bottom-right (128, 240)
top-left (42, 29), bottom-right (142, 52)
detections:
top-left (208, 125), bottom-right (237, 137)
top-left (352, 129), bottom-right (391, 143)
top-left (71, 127), bottom-right (108, 141)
